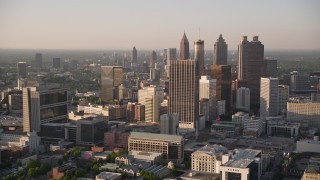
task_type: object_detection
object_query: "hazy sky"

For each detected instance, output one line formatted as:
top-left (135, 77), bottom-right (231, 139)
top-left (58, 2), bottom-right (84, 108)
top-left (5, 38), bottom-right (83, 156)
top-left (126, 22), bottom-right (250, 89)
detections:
top-left (0, 0), bottom-right (319, 50)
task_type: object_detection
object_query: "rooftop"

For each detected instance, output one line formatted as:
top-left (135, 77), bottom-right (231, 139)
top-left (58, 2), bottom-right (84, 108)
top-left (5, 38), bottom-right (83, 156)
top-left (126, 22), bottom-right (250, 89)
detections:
top-left (193, 144), bottom-right (228, 158)
top-left (129, 132), bottom-right (183, 142)
top-left (223, 149), bottom-right (261, 168)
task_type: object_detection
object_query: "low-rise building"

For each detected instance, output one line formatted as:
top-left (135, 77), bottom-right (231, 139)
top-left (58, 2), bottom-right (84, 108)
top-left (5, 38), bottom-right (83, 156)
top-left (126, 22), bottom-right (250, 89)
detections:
top-left (296, 138), bottom-right (320, 153)
top-left (96, 171), bottom-right (122, 180)
top-left (266, 120), bottom-right (300, 138)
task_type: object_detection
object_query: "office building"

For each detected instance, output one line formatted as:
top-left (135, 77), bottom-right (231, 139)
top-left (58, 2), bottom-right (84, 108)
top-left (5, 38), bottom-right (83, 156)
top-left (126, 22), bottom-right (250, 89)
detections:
top-left (23, 87), bottom-right (68, 132)
top-left (213, 34), bottom-right (228, 65)
top-left (138, 86), bottom-right (164, 122)
top-left (17, 62), bottom-right (27, 78)
top-left (263, 59), bottom-right (277, 77)
top-left (100, 66), bottom-right (123, 103)
top-left (194, 39), bottom-right (204, 75)
top-left (128, 132), bottom-right (184, 164)
top-left (150, 68), bottom-right (161, 82)
top-left (220, 149), bottom-right (262, 180)
top-left (237, 36), bottom-right (250, 81)
top-left (39, 122), bottom-right (76, 145)
top-left (278, 85), bottom-right (289, 115)
top-left (290, 71), bottom-right (310, 93)
top-left (236, 87), bottom-right (250, 112)
top-left (169, 60), bottom-right (199, 129)
top-left (199, 76), bottom-right (217, 120)
top-left (191, 144), bottom-right (228, 173)
top-left (260, 77), bottom-right (279, 118)
top-left (132, 46), bottom-right (137, 63)
top-left (166, 48), bottom-right (177, 77)
top-left (150, 51), bottom-right (157, 68)
top-left (287, 99), bottom-right (320, 128)
top-left (76, 116), bottom-right (106, 146)
top-left (160, 113), bottom-right (179, 135)
top-left (180, 32), bottom-right (190, 60)
top-left (104, 130), bottom-right (129, 149)
top-left (53, 58), bottom-right (61, 69)
top-left (266, 120), bottom-right (300, 138)
top-left (34, 53), bottom-right (43, 68)
top-left (210, 65), bottom-right (232, 112)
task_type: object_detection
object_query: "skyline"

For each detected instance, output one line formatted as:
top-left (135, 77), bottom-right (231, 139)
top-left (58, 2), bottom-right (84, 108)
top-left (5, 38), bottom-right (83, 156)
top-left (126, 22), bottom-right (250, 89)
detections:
top-left (1, 0), bottom-right (320, 50)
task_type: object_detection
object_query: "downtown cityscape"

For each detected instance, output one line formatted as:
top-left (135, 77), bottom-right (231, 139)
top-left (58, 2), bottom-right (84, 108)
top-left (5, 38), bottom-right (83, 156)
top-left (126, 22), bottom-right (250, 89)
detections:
top-left (0, 1), bottom-right (320, 180)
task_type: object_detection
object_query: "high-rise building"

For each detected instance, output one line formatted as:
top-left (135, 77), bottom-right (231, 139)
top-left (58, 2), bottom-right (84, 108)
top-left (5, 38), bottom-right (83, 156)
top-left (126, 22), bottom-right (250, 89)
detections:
top-left (260, 77), bottom-right (279, 118)
top-left (166, 48), bottom-right (177, 77)
top-left (160, 113), bottom-right (179, 135)
top-left (210, 65), bottom-right (232, 112)
top-left (238, 36), bottom-right (264, 107)
top-left (263, 59), bottom-right (277, 77)
top-left (180, 32), bottom-right (189, 60)
top-left (17, 62), bottom-right (27, 78)
top-left (236, 87), bottom-right (250, 112)
top-left (150, 68), bottom-right (161, 82)
top-left (290, 71), bottom-right (310, 93)
top-left (100, 66), bottom-right (123, 103)
top-left (23, 87), bottom-right (68, 132)
top-left (150, 51), bottom-right (157, 68)
top-left (169, 60), bottom-right (199, 129)
top-left (76, 116), bottom-right (106, 146)
top-left (138, 86), bottom-right (164, 122)
top-left (199, 76), bottom-right (217, 120)
top-left (213, 34), bottom-right (228, 65)
top-left (53, 58), bottom-right (61, 69)
top-left (278, 85), bottom-right (289, 115)
top-left (194, 39), bottom-right (205, 75)
top-left (238, 36), bottom-right (250, 81)
top-left (132, 46), bottom-right (137, 63)
top-left (128, 132), bottom-right (184, 164)
top-left (34, 53), bottom-right (43, 68)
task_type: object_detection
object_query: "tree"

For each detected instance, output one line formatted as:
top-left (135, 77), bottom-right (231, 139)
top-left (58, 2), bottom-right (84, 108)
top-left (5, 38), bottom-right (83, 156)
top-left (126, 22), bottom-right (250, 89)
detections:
top-left (27, 168), bottom-right (37, 178)
top-left (17, 160), bottom-right (22, 167)
top-left (92, 164), bottom-right (100, 175)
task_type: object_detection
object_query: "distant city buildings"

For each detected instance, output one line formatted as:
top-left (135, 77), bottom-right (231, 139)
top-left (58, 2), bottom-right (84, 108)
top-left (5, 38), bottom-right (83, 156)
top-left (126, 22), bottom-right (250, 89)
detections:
top-left (53, 58), bottom-right (61, 69)
top-left (194, 39), bottom-right (204, 75)
top-left (100, 66), bottom-right (123, 103)
top-left (34, 53), bottom-right (43, 68)
top-left (132, 46), bottom-right (137, 63)
top-left (213, 34), bottom-right (228, 65)
top-left (17, 62), bottom-right (27, 78)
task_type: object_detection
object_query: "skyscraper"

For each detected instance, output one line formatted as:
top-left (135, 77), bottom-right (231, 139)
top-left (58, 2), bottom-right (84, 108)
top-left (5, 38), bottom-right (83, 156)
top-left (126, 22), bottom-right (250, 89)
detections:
top-left (199, 76), bottom-right (217, 120)
top-left (34, 53), bottom-right (43, 68)
top-left (210, 65), bottom-right (232, 112)
top-left (238, 36), bottom-right (265, 107)
top-left (166, 48), bottom-right (177, 77)
top-left (132, 46), bottom-right (137, 63)
top-left (238, 36), bottom-right (250, 81)
top-left (160, 113), bottom-right (179, 135)
top-left (278, 85), bottom-right (289, 115)
top-left (150, 51), bottom-right (157, 68)
top-left (138, 86), bottom-right (164, 122)
top-left (260, 77), bottom-right (279, 118)
top-left (17, 62), bottom-right (27, 78)
top-left (213, 34), bottom-right (228, 65)
top-left (194, 39), bottom-right (204, 75)
top-left (53, 58), bottom-right (61, 69)
top-left (23, 87), bottom-right (68, 132)
top-left (169, 60), bottom-right (199, 129)
top-left (236, 87), bottom-right (250, 112)
top-left (100, 66), bottom-right (123, 103)
top-left (180, 32), bottom-right (189, 60)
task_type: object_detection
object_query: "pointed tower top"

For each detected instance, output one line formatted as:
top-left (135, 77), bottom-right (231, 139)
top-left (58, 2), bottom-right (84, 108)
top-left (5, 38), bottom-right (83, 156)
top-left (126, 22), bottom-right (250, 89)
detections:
top-left (181, 32), bottom-right (189, 43)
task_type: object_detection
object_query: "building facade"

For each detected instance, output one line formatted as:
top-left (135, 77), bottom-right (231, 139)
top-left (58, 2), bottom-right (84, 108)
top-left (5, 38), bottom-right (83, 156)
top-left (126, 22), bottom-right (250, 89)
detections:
top-left (160, 113), bottom-right (179, 135)
top-left (194, 39), bottom-right (204, 75)
top-left (138, 86), bottom-right (164, 122)
top-left (100, 66), bottom-right (123, 103)
top-left (236, 87), bottom-right (250, 112)
top-left (260, 77), bottom-right (279, 118)
top-left (287, 101), bottom-right (320, 128)
top-left (180, 32), bottom-right (190, 60)
top-left (213, 34), bottom-right (228, 65)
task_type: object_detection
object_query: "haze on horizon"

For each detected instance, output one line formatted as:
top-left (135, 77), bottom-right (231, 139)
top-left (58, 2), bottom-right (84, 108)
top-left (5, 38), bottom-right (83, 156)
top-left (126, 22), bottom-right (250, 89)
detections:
top-left (0, 0), bottom-right (319, 50)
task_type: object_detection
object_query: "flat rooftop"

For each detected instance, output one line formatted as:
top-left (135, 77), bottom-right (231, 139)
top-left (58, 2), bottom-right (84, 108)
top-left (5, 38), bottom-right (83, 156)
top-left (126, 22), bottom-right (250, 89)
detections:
top-left (129, 132), bottom-right (183, 142)
top-left (223, 149), bottom-right (261, 168)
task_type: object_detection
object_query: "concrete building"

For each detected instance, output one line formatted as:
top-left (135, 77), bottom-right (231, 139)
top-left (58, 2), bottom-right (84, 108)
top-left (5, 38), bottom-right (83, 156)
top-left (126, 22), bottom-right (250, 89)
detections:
top-left (210, 65), bottom-right (232, 112)
top-left (169, 60), bottom-right (199, 129)
top-left (76, 116), bottom-right (106, 146)
top-left (131, 150), bottom-right (162, 164)
top-left (266, 120), bottom-right (300, 138)
top-left (17, 62), bottom-right (27, 78)
top-left (296, 139), bottom-right (320, 153)
top-left (138, 86), bottom-right (164, 122)
top-left (23, 87), bottom-right (68, 132)
top-left (150, 68), bottom-right (161, 82)
top-left (301, 166), bottom-right (320, 180)
top-left (96, 171), bottom-right (122, 180)
top-left (260, 77), bottom-right (279, 118)
top-left (160, 113), bottom-right (179, 135)
top-left (52, 58), bottom-right (61, 69)
top-left (220, 149), bottom-right (262, 180)
top-left (213, 34), bottom-right (228, 65)
top-left (191, 144), bottom-right (228, 173)
top-left (0, 130), bottom-right (39, 153)
top-left (194, 39), bottom-right (205, 75)
top-left (100, 66), bottom-right (123, 103)
top-left (180, 32), bottom-right (190, 60)
top-left (290, 71), bottom-right (310, 93)
top-left (166, 48), bottom-right (177, 77)
top-left (150, 51), bottom-right (157, 68)
top-left (237, 36), bottom-right (250, 81)
top-left (104, 130), bottom-right (129, 149)
top-left (263, 59), bottom-right (277, 77)
top-left (287, 100), bottom-right (320, 128)
top-left (236, 87), bottom-right (250, 112)
top-left (199, 76), bottom-right (217, 121)
top-left (128, 132), bottom-right (184, 164)
top-left (217, 100), bottom-right (226, 116)
top-left (278, 85), bottom-right (289, 115)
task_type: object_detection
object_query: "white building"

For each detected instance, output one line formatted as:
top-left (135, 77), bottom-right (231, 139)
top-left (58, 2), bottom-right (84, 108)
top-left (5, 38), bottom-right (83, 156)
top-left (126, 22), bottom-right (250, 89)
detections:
top-left (236, 87), bottom-right (250, 112)
top-left (287, 100), bottom-right (320, 128)
top-left (191, 144), bottom-right (228, 173)
top-left (138, 86), bottom-right (164, 122)
top-left (220, 149), bottom-right (262, 180)
top-left (232, 112), bottom-right (263, 137)
top-left (199, 76), bottom-right (217, 119)
top-left (0, 130), bottom-right (40, 153)
top-left (260, 77), bottom-right (279, 118)
top-left (160, 113), bottom-right (179, 135)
